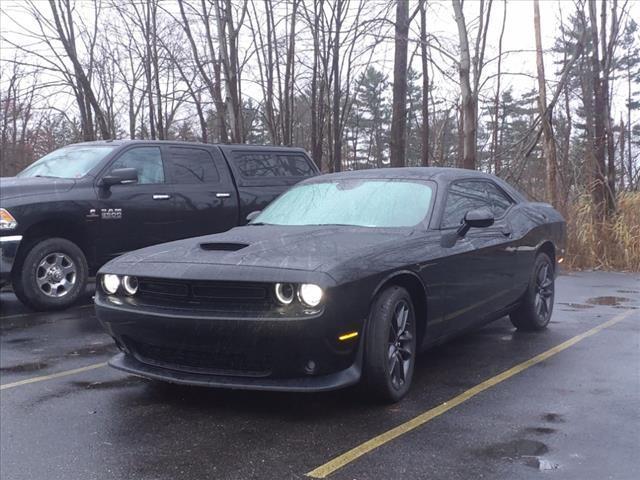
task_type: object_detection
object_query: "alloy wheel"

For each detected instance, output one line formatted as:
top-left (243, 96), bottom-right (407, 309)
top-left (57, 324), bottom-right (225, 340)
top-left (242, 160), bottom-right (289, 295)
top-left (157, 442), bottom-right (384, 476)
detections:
top-left (534, 262), bottom-right (554, 321)
top-left (387, 300), bottom-right (413, 389)
top-left (36, 252), bottom-right (77, 298)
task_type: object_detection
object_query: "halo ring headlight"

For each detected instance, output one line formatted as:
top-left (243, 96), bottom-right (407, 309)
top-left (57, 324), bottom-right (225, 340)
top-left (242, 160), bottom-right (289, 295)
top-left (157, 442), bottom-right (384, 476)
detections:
top-left (274, 283), bottom-right (295, 305)
top-left (298, 284), bottom-right (323, 307)
top-left (101, 274), bottom-right (120, 295)
top-left (123, 276), bottom-right (139, 295)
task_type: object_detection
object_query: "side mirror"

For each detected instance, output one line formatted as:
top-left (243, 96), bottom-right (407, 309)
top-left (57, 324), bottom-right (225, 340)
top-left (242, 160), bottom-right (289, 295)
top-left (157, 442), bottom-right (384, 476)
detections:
top-left (246, 210), bottom-right (261, 223)
top-left (457, 207), bottom-right (494, 236)
top-left (100, 168), bottom-right (138, 187)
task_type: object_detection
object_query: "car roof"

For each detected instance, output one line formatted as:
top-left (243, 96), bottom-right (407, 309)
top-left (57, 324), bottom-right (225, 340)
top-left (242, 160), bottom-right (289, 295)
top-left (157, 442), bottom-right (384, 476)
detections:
top-left (304, 167), bottom-right (494, 182)
top-left (69, 140), bottom-right (307, 152)
top-left (302, 167), bottom-right (528, 202)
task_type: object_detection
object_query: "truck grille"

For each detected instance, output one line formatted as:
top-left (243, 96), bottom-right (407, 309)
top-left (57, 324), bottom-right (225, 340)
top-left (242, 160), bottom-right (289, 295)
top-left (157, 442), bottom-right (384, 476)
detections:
top-left (128, 339), bottom-right (273, 378)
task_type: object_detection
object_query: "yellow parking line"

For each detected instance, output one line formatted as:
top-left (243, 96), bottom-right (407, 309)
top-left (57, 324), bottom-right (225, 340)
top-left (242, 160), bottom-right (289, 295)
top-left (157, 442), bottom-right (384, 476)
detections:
top-left (306, 309), bottom-right (636, 478)
top-left (0, 362), bottom-right (107, 391)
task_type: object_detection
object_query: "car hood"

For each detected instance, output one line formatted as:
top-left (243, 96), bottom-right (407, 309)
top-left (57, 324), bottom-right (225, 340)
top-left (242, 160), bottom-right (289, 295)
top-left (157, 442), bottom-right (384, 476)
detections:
top-left (110, 225), bottom-right (412, 274)
top-left (0, 177), bottom-right (76, 200)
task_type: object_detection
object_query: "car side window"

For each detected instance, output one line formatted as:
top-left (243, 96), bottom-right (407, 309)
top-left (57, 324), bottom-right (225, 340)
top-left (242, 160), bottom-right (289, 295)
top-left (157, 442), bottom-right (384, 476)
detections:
top-left (484, 182), bottom-right (513, 217)
top-left (232, 152), bottom-right (315, 178)
top-left (166, 147), bottom-right (220, 184)
top-left (442, 181), bottom-right (492, 228)
top-left (110, 147), bottom-right (164, 185)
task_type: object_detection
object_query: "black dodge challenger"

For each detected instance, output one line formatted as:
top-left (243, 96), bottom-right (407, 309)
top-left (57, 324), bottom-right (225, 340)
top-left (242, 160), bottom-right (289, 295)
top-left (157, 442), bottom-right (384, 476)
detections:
top-left (95, 167), bottom-right (565, 402)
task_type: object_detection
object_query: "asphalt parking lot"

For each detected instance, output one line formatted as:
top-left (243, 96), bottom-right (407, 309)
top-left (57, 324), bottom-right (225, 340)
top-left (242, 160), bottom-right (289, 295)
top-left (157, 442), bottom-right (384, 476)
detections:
top-left (1, 271), bottom-right (638, 480)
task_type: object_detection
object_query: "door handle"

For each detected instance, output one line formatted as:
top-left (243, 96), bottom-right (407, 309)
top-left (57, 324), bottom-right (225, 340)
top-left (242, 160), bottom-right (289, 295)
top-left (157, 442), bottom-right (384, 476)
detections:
top-left (216, 192), bottom-right (231, 198)
top-left (153, 194), bottom-right (171, 200)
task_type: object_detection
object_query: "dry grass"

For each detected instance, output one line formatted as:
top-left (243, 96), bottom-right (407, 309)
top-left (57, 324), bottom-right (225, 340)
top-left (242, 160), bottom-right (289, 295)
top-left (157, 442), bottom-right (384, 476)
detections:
top-left (565, 192), bottom-right (640, 272)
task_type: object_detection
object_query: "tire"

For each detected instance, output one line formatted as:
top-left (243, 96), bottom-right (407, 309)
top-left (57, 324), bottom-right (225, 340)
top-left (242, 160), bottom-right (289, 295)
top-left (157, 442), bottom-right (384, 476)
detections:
top-left (13, 237), bottom-right (88, 311)
top-left (363, 286), bottom-right (417, 403)
top-left (510, 252), bottom-right (555, 331)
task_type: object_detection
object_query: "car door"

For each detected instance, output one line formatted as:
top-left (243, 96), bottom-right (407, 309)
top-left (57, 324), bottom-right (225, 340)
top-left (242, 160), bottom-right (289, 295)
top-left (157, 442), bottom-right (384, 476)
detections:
top-left (94, 145), bottom-right (180, 262)
top-left (438, 179), bottom-right (517, 334)
top-left (165, 145), bottom-right (239, 239)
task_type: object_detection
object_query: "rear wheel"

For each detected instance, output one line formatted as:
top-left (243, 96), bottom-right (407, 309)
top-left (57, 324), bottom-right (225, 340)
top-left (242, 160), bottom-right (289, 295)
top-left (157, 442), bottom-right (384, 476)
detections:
top-left (363, 286), bottom-right (417, 403)
top-left (510, 252), bottom-right (554, 331)
top-left (13, 237), bottom-right (88, 311)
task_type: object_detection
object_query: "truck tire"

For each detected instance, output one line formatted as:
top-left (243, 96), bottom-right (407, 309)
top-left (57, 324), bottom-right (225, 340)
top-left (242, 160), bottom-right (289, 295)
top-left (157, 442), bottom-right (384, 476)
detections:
top-left (13, 238), bottom-right (88, 311)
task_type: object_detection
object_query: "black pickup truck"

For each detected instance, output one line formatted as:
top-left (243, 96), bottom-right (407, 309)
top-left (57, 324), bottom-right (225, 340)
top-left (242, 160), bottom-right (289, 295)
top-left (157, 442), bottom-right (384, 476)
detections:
top-left (0, 140), bottom-right (318, 310)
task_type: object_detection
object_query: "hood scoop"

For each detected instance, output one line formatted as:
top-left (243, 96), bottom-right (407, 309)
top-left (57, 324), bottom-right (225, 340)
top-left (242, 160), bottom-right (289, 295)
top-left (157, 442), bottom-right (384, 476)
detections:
top-left (200, 242), bottom-right (249, 252)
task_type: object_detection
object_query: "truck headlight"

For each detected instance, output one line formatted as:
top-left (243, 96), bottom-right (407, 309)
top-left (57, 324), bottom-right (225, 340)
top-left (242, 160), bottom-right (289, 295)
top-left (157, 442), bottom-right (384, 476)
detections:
top-left (101, 274), bottom-right (121, 295)
top-left (0, 209), bottom-right (17, 230)
top-left (298, 284), bottom-right (323, 307)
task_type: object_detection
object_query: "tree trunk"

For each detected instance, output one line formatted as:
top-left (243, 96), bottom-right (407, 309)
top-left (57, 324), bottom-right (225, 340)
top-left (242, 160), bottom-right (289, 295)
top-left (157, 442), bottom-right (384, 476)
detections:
top-left (588, 0), bottom-right (608, 221)
top-left (390, 0), bottom-right (409, 167)
top-left (452, 0), bottom-right (476, 169)
top-left (419, 0), bottom-right (429, 166)
top-left (332, 0), bottom-right (343, 172)
top-left (491, 0), bottom-right (506, 175)
top-left (534, 0), bottom-right (558, 208)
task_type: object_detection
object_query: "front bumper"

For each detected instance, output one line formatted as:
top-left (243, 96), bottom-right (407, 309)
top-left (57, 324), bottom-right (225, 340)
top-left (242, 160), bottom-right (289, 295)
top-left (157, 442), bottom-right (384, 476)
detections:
top-left (95, 293), bottom-right (365, 392)
top-left (0, 235), bottom-right (22, 285)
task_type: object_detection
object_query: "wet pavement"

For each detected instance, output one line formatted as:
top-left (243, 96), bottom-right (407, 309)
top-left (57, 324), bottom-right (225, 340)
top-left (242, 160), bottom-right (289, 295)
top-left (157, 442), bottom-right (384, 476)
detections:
top-left (1, 271), bottom-right (638, 480)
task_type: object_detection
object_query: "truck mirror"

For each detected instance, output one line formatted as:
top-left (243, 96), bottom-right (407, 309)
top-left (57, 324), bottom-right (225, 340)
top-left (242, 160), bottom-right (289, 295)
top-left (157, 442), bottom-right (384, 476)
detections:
top-left (101, 168), bottom-right (138, 187)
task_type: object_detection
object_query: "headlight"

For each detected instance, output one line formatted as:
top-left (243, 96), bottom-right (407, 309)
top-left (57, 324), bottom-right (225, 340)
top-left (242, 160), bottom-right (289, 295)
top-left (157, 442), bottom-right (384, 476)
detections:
top-left (274, 283), bottom-right (295, 305)
top-left (101, 274), bottom-right (121, 295)
top-left (298, 284), bottom-right (323, 307)
top-left (0, 209), bottom-right (17, 230)
top-left (122, 276), bottom-right (138, 295)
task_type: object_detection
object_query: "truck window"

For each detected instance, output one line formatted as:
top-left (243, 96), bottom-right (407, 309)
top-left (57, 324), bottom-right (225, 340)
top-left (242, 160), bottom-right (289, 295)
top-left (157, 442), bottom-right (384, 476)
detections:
top-left (167, 147), bottom-right (220, 184)
top-left (110, 147), bottom-right (165, 184)
top-left (232, 152), bottom-right (315, 179)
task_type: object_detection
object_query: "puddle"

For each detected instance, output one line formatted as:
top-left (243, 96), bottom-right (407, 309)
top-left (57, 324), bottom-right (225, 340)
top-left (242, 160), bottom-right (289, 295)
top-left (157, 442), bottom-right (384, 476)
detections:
top-left (5, 337), bottom-right (35, 344)
top-left (525, 427), bottom-right (556, 435)
top-left (482, 439), bottom-right (549, 458)
top-left (71, 377), bottom-right (141, 390)
top-left (558, 302), bottom-right (593, 310)
top-left (585, 296), bottom-right (630, 306)
top-left (524, 457), bottom-right (560, 471)
top-left (65, 343), bottom-right (115, 357)
top-left (0, 361), bottom-right (49, 373)
top-left (542, 413), bottom-right (565, 423)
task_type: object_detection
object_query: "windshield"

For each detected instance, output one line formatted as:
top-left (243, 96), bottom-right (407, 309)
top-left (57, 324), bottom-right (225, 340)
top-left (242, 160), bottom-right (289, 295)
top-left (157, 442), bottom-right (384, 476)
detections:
top-left (17, 145), bottom-right (115, 179)
top-left (254, 179), bottom-right (434, 228)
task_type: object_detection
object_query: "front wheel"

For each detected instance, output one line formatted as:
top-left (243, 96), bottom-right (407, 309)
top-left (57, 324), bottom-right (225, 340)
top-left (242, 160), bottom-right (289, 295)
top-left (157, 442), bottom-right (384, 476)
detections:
top-left (510, 252), bottom-right (555, 331)
top-left (13, 237), bottom-right (88, 311)
top-left (363, 286), bottom-right (417, 403)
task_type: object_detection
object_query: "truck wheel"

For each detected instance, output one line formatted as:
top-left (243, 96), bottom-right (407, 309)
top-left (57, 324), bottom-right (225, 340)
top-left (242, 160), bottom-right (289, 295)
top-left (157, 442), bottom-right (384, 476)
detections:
top-left (363, 286), bottom-right (417, 403)
top-left (510, 252), bottom-right (555, 331)
top-left (13, 238), bottom-right (88, 311)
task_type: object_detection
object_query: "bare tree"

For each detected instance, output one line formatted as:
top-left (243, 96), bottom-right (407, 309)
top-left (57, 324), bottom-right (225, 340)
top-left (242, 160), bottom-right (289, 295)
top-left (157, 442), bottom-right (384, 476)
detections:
top-left (534, 0), bottom-right (558, 208)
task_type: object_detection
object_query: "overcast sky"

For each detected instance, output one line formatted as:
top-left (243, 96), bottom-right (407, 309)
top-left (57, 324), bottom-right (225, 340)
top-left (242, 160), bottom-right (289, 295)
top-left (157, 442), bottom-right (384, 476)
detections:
top-left (0, 0), bottom-right (637, 122)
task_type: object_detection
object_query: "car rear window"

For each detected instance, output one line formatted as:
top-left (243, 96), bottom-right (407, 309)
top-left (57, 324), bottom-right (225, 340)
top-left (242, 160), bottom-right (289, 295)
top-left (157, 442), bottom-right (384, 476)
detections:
top-left (231, 152), bottom-right (315, 179)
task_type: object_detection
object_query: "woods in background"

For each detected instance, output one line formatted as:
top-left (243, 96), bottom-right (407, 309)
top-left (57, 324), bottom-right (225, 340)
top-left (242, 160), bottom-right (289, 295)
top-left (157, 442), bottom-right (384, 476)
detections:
top-left (1, 0), bottom-right (639, 267)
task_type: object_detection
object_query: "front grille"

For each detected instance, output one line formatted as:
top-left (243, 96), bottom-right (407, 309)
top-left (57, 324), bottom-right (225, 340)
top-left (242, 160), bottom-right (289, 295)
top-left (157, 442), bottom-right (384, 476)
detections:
top-left (128, 339), bottom-right (273, 378)
top-left (136, 278), bottom-right (273, 309)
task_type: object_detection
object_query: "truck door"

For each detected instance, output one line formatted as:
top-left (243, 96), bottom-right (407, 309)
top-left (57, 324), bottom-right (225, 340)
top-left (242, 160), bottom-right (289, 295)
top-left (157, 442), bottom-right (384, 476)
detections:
top-left (94, 145), bottom-right (180, 263)
top-left (165, 145), bottom-right (239, 238)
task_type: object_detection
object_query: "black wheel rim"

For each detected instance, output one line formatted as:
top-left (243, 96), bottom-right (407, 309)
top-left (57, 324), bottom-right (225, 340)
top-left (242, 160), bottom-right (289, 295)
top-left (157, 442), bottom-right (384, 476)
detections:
top-left (387, 300), bottom-right (413, 390)
top-left (534, 262), bottom-right (554, 322)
